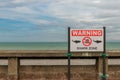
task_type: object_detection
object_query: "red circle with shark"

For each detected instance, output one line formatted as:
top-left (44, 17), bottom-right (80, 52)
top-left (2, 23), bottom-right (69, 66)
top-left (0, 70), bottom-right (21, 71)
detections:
top-left (82, 37), bottom-right (92, 46)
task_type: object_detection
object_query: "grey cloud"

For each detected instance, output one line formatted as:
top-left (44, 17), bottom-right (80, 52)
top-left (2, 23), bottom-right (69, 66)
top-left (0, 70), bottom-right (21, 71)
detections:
top-left (92, 0), bottom-right (120, 10)
top-left (0, 0), bottom-right (120, 41)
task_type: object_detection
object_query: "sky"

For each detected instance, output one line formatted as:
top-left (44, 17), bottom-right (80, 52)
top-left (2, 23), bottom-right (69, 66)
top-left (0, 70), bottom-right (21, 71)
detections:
top-left (0, 0), bottom-right (120, 42)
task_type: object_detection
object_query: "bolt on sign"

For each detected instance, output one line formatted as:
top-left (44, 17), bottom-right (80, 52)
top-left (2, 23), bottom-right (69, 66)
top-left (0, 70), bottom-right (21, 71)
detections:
top-left (70, 29), bottom-right (104, 52)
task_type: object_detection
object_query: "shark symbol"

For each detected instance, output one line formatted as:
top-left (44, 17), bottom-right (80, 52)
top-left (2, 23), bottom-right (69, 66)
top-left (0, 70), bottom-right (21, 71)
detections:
top-left (72, 40), bottom-right (81, 44)
top-left (93, 40), bottom-right (102, 43)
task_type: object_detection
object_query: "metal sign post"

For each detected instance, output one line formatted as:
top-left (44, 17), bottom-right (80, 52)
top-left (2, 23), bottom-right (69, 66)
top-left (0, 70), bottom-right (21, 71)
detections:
top-left (67, 27), bottom-right (71, 80)
top-left (101, 27), bottom-right (107, 80)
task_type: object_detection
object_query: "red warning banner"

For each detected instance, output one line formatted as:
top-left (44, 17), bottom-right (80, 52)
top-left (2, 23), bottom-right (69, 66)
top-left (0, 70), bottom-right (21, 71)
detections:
top-left (72, 30), bottom-right (102, 36)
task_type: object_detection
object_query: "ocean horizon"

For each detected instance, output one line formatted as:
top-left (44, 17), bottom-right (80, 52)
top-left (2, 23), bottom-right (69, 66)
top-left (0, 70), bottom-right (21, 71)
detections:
top-left (0, 42), bottom-right (119, 50)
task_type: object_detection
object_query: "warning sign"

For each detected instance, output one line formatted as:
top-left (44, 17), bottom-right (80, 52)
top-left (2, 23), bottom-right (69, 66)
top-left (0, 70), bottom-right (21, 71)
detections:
top-left (70, 29), bottom-right (104, 52)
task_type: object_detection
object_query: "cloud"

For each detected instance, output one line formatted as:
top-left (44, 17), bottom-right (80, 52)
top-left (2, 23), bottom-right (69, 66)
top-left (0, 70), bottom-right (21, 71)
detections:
top-left (11, 6), bottom-right (37, 14)
top-left (12, 0), bottom-right (27, 3)
top-left (0, 0), bottom-right (120, 42)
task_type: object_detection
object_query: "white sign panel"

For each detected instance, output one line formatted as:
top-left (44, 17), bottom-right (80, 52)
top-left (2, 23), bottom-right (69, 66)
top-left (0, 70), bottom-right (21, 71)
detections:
top-left (70, 29), bottom-right (104, 52)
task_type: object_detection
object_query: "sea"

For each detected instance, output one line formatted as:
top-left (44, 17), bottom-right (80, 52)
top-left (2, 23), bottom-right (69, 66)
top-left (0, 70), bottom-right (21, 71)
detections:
top-left (0, 42), bottom-right (119, 50)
